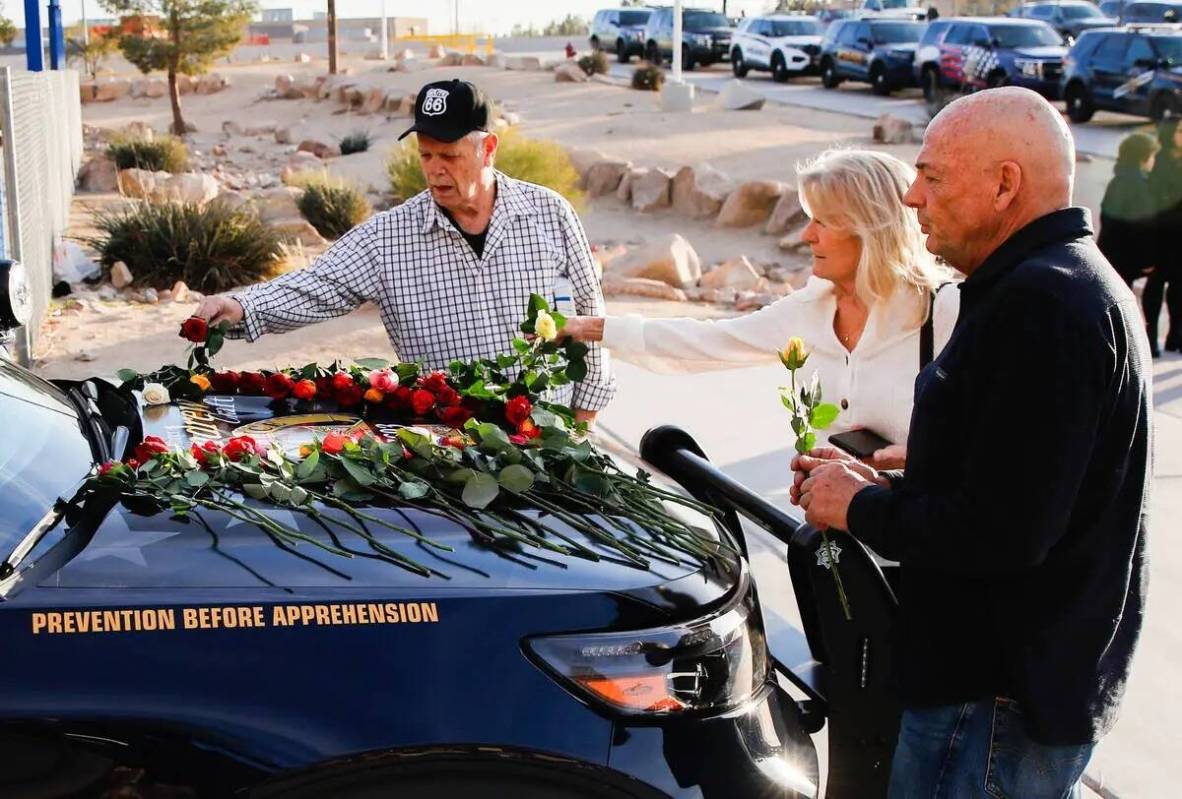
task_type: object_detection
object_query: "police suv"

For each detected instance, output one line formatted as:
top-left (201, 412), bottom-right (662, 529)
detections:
top-left (0, 269), bottom-right (905, 797)
top-left (1062, 23), bottom-right (1182, 121)
top-left (730, 14), bottom-right (824, 80)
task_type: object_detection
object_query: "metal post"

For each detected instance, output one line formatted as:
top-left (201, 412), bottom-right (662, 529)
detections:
top-left (47, 0), bottom-right (65, 70)
top-left (82, 0), bottom-right (89, 46)
top-left (0, 68), bottom-right (29, 366)
top-left (24, 0), bottom-right (43, 72)
top-left (672, 0), bottom-right (683, 83)
top-left (380, 0), bottom-right (389, 60)
top-left (327, 0), bottom-right (338, 75)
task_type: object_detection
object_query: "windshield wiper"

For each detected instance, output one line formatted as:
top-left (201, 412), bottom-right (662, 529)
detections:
top-left (65, 383), bottom-right (111, 463)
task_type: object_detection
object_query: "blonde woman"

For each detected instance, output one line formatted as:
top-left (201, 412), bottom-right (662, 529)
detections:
top-left (560, 149), bottom-right (960, 468)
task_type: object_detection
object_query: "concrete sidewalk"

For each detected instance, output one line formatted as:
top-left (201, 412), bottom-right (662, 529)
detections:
top-left (598, 343), bottom-right (1182, 798)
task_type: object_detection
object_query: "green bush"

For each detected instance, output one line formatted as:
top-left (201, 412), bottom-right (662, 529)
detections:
top-left (386, 130), bottom-right (584, 210)
top-left (632, 62), bottom-right (664, 92)
top-left (106, 134), bottom-right (189, 173)
top-left (339, 130), bottom-right (372, 156)
top-left (85, 201), bottom-right (283, 293)
top-left (297, 181), bottom-right (373, 240)
top-left (578, 50), bottom-right (609, 76)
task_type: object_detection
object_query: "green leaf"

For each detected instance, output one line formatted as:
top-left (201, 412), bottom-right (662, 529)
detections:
top-left (528, 293), bottom-right (550, 315)
top-left (268, 482), bottom-right (293, 502)
top-left (565, 359), bottom-right (587, 382)
top-left (797, 432), bottom-right (817, 454)
top-left (185, 470), bottom-right (210, 488)
top-left (512, 338), bottom-right (530, 354)
top-left (353, 357), bottom-right (391, 370)
top-left (810, 403), bottom-right (841, 429)
top-left (499, 464), bottom-right (534, 494)
top-left (462, 472), bottom-right (500, 509)
top-left (205, 330), bottom-right (225, 357)
top-left (477, 423), bottom-right (511, 453)
top-left (296, 450), bottom-right (319, 479)
top-left (243, 483), bottom-right (268, 500)
top-left (289, 486), bottom-right (309, 506)
top-left (399, 481), bottom-right (431, 500)
top-left (564, 341), bottom-right (589, 359)
top-left (340, 457), bottom-right (376, 486)
top-left (574, 471), bottom-right (610, 496)
top-left (781, 393), bottom-right (797, 412)
top-left (116, 368), bottom-right (140, 383)
top-left (444, 467), bottom-right (476, 485)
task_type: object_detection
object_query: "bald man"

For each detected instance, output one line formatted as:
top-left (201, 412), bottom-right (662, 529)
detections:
top-left (794, 87), bottom-right (1150, 798)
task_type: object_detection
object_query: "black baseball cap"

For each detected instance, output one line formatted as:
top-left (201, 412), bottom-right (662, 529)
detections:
top-left (398, 80), bottom-right (491, 143)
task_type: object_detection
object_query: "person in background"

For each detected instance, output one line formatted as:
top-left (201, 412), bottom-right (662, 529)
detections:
top-left (1149, 117), bottom-right (1182, 354)
top-left (1097, 131), bottom-right (1159, 289)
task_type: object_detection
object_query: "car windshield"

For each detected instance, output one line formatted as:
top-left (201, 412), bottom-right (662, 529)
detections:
top-left (992, 24), bottom-right (1064, 47)
top-left (871, 22), bottom-right (924, 43)
top-left (1153, 36), bottom-right (1182, 63)
top-left (880, 0), bottom-right (919, 7)
top-left (620, 11), bottom-right (650, 26)
top-left (685, 11), bottom-right (730, 30)
top-left (1062, 4), bottom-right (1105, 17)
top-left (0, 362), bottom-right (94, 556)
top-left (772, 19), bottom-right (822, 36)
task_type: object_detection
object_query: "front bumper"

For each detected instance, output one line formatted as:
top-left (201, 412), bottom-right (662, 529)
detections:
top-left (689, 43), bottom-right (731, 63)
top-left (1013, 74), bottom-right (1061, 100)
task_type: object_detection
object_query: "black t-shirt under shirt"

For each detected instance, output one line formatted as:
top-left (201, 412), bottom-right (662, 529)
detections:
top-left (442, 209), bottom-right (487, 259)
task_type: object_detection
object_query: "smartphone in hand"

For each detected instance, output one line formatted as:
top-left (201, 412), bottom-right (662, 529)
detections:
top-left (828, 429), bottom-right (893, 460)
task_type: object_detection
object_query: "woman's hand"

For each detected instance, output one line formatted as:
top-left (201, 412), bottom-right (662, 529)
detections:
top-left (867, 444), bottom-right (907, 470)
top-left (557, 316), bottom-right (605, 343)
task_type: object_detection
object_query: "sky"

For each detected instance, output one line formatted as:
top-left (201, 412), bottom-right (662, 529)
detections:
top-left (6, 1), bottom-right (777, 36)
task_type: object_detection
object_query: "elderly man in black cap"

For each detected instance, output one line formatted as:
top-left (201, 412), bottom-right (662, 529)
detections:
top-left (194, 79), bottom-right (615, 423)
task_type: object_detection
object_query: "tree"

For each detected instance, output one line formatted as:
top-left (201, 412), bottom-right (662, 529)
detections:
top-left (541, 14), bottom-right (589, 37)
top-left (67, 25), bottom-right (119, 79)
top-left (0, 16), bottom-right (15, 47)
top-left (100, 1), bottom-right (256, 136)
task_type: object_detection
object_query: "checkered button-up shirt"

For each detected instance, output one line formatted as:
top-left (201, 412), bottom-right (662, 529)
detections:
top-left (228, 171), bottom-right (617, 411)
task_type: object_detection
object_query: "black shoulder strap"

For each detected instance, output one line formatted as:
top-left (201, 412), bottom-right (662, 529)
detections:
top-left (920, 282), bottom-right (951, 369)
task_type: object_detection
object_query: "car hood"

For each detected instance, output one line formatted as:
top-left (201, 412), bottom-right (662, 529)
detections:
top-left (880, 42), bottom-right (919, 54)
top-left (1013, 45), bottom-right (1068, 58)
top-left (689, 26), bottom-right (734, 37)
top-left (1074, 18), bottom-right (1118, 29)
top-left (25, 397), bottom-right (735, 609)
top-left (774, 35), bottom-right (823, 46)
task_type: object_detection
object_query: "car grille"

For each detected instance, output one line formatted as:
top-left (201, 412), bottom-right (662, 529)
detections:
top-left (1042, 61), bottom-right (1063, 81)
top-left (802, 44), bottom-right (820, 57)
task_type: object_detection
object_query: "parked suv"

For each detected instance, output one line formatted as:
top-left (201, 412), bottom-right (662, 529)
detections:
top-left (730, 14), bottom-right (824, 80)
top-left (1120, 1), bottom-right (1182, 21)
top-left (589, 7), bottom-right (655, 63)
top-left (1015, 1), bottom-right (1117, 43)
top-left (914, 17), bottom-right (1067, 100)
top-left (643, 6), bottom-right (735, 68)
top-left (818, 17), bottom-right (926, 94)
top-left (1062, 24), bottom-right (1182, 121)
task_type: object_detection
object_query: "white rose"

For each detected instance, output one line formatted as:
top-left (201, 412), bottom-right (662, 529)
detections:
top-left (535, 310), bottom-right (558, 342)
top-left (142, 382), bottom-right (171, 406)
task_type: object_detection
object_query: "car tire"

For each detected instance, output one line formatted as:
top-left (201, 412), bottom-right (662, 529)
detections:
top-left (616, 39), bottom-right (629, 63)
top-left (731, 47), bottom-right (748, 77)
top-left (870, 64), bottom-right (891, 95)
top-left (821, 58), bottom-right (841, 89)
top-left (1151, 92), bottom-right (1180, 122)
top-left (1065, 82), bottom-right (1095, 123)
top-left (772, 52), bottom-right (789, 83)
top-left (645, 42), bottom-right (662, 67)
top-left (590, 36), bottom-right (600, 52)
top-left (922, 66), bottom-right (940, 103)
top-left (681, 44), bottom-right (695, 71)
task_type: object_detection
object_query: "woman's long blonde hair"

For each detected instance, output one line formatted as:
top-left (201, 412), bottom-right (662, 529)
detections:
top-left (797, 149), bottom-right (953, 328)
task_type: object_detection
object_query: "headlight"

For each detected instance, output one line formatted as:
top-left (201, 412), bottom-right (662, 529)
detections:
top-left (696, 34), bottom-right (712, 45)
top-left (1014, 58), bottom-right (1043, 78)
top-left (632, 30), bottom-right (644, 40)
top-left (526, 586), bottom-right (768, 717)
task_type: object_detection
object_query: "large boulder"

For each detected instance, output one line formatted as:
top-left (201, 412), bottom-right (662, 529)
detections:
top-left (110, 261), bottom-right (133, 289)
top-left (78, 155), bottom-right (118, 192)
top-left (295, 52), bottom-right (312, 64)
top-left (243, 121), bottom-right (278, 137)
top-left (698, 256), bottom-right (764, 292)
top-left (297, 139), bottom-right (340, 159)
top-left (274, 125), bottom-right (296, 145)
top-left (439, 51), bottom-right (464, 67)
top-left (393, 48), bottom-right (415, 61)
top-left (601, 275), bottom-right (688, 302)
top-left (873, 113), bottom-right (915, 144)
top-left (176, 74), bottom-right (194, 95)
top-left (554, 63), bottom-right (588, 83)
top-left (195, 73), bottom-right (228, 95)
top-left (282, 151), bottom-right (323, 183)
top-left (629, 168), bottom-right (672, 212)
top-left (718, 80), bottom-right (766, 111)
top-left (270, 217), bottom-right (329, 247)
top-left (80, 82), bottom-right (98, 103)
top-left (252, 186), bottom-right (303, 222)
top-left (461, 53), bottom-right (486, 66)
top-left (672, 164), bottom-right (734, 220)
top-left (274, 74), bottom-right (295, 95)
top-left (605, 233), bottom-right (701, 288)
top-left (568, 147), bottom-right (608, 186)
top-left (584, 160), bottom-right (631, 197)
top-left (716, 180), bottom-right (785, 228)
top-left (360, 87), bottom-right (387, 115)
top-left (778, 222), bottom-right (810, 252)
top-left (488, 53), bottom-right (509, 69)
top-left (117, 168), bottom-right (170, 199)
top-left (764, 189), bottom-right (806, 235)
top-left (213, 190), bottom-right (250, 212)
top-left (506, 56), bottom-right (543, 71)
top-left (160, 173), bottom-right (221, 205)
top-left (94, 79), bottom-right (131, 102)
top-left (428, 44), bottom-right (448, 58)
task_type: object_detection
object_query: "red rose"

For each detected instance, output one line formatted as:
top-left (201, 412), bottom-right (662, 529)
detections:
top-left (436, 385), bottom-right (461, 407)
top-left (437, 405), bottom-right (473, 428)
top-left (222, 436), bottom-right (261, 462)
top-left (411, 389), bottom-right (436, 417)
top-left (134, 435), bottom-right (170, 464)
top-left (239, 372), bottom-right (267, 395)
top-left (331, 372), bottom-right (355, 392)
top-left (191, 440), bottom-right (219, 465)
top-left (126, 458), bottom-right (141, 470)
top-left (315, 376), bottom-right (336, 396)
top-left (419, 371), bottom-right (450, 393)
top-left (209, 370), bottom-right (241, 393)
top-left (509, 434), bottom-right (529, 446)
top-left (180, 316), bottom-right (209, 343)
top-left (336, 385), bottom-right (364, 408)
top-left (321, 432), bottom-right (347, 455)
top-left (517, 419), bottom-right (542, 440)
top-left (97, 460), bottom-right (118, 476)
top-left (505, 396), bottom-right (533, 427)
top-left (292, 379), bottom-right (317, 401)
top-left (266, 373), bottom-right (295, 399)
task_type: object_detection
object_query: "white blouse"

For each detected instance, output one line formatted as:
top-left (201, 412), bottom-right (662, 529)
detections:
top-left (602, 278), bottom-right (961, 447)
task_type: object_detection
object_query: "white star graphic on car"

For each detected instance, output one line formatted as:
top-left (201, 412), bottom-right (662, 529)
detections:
top-left (72, 530), bottom-right (185, 568)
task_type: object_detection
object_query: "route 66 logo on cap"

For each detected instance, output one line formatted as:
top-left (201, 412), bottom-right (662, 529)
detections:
top-left (422, 87), bottom-right (448, 116)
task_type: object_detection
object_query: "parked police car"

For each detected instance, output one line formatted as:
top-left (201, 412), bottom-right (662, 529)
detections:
top-left (915, 16), bottom-right (1067, 100)
top-left (1013, 0), bottom-right (1117, 43)
top-left (819, 16), bottom-right (926, 95)
top-left (643, 6), bottom-right (735, 69)
top-left (589, 6), bottom-right (655, 63)
top-left (1062, 23), bottom-right (1182, 120)
top-left (731, 14), bottom-right (824, 80)
top-left (0, 272), bottom-right (906, 797)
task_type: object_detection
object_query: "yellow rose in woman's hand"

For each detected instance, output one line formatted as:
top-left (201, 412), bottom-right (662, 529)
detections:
top-left (535, 310), bottom-right (558, 342)
top-left (780, 336), bottom-right (809, 371)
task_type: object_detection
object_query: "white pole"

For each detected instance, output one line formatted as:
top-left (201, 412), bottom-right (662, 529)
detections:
top-left (672, 0), bottom-right (683, 84)
top-left (81, 0), bottom-right (89, 45)
top-left (380, 0), bottom-right (388, 60)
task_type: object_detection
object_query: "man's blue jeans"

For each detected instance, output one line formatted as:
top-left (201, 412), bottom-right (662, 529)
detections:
top-left (888, 698), bottom-right (1094, 799)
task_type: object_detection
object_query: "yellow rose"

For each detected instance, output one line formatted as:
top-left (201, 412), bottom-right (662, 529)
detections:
top-left (141, 382), bottom-right (171, 405)
top-left (779, 337), bottom-right (809, 371)
top-left (190, 374), bottom-right (212, 392)
top-left (535, 310), bottom-right (558, 342)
